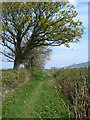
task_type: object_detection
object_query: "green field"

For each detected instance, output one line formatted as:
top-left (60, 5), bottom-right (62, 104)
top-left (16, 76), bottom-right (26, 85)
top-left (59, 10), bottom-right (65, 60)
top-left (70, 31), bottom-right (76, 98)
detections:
top-left (2, 68), bottom-right (89, 119)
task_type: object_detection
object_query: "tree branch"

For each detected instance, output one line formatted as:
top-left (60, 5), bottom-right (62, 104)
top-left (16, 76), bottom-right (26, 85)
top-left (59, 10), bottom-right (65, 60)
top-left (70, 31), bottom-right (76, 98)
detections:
top-left (0, 51), bottom-right (14, 60)
top-left (3, 43), bottom-right (15, 53)
top-left (21, 23), bottom-right (35, 38)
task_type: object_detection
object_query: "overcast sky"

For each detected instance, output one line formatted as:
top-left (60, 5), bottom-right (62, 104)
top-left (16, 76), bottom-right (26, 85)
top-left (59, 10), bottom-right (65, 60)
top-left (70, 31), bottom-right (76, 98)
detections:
top-left (0, 0), bottom-right (89, 69)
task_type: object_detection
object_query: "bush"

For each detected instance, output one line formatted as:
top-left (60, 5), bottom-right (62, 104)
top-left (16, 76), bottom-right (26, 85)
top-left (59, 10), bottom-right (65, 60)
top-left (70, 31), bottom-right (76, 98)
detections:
top-left (2, 69), bottom-right (30, 95)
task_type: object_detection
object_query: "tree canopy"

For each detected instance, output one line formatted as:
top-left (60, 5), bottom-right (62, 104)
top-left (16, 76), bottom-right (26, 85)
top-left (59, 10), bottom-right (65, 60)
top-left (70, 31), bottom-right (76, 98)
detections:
top-left (1, 1), bottom-right (84, 69)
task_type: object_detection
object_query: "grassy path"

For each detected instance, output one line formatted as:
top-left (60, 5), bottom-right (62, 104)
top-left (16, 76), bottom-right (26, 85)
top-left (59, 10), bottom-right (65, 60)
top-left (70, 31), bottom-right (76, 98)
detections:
top-left (2, 73), bottom-right (70, 118)
top-left (23, 80), bottom-right (45, 118)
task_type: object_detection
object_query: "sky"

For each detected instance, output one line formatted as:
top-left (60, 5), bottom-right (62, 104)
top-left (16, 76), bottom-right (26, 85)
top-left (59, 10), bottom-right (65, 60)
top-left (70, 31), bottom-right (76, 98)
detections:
top-left (45, 0), bottom-right (89, 69)
top-left (0, 0), bottom-right (89, 69)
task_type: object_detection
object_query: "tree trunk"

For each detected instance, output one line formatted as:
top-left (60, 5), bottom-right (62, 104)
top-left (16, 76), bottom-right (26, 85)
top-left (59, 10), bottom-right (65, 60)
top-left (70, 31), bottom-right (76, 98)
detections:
top-left (13, 38), bottom-right (21, 70)
top-left (13, 58), bottom-right (20, 70)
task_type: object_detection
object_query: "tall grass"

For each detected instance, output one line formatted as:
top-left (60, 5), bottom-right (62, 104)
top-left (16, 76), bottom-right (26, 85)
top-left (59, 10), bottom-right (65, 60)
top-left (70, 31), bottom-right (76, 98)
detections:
top-left (52, 68), bottom-right (89, 119)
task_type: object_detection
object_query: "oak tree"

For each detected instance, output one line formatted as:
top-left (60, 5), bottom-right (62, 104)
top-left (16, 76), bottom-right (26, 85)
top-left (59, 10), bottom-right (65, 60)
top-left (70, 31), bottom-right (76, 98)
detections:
top-left (1, 1), bottom-right (84, 69)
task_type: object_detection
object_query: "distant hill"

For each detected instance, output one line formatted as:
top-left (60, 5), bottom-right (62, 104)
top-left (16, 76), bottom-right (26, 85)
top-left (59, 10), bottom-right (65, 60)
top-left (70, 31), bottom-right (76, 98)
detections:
top-left (65, 62), bottom-right (90, 68)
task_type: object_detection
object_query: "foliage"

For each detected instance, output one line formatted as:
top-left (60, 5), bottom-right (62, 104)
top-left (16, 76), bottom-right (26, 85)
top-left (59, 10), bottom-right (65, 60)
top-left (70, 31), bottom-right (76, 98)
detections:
top-left (2, 69), bottom-right (30, 96)
top-left (1, 2), bottom-right (84, 69)
top-left (23, 46), bottom-right (51, 70)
